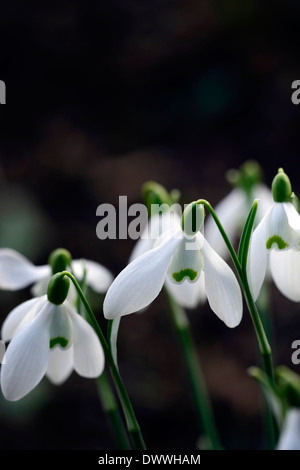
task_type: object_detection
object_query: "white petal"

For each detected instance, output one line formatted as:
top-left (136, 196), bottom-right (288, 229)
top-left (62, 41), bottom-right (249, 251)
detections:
top-left (31, 275), bottom-right (51, 297)
top-left (1, 297), bottom-right (44, 341)
top-left (46, 347), bottom-right (73, 385)
top-left (277, 409), bottom-right (300, 450)
top-left (103, 230), bottom-right (183, 319)
top-left (165, 274), bottom-right (206, 309)
top-left (67, 304), bottom-right (104, 378)
top-left (283, 202), bottom-right (300, 237)
top-left (253, 184), bottom-right (273, 224)
top-left (129, 236), bottom-right (155, 263)
top-left (129, 211), bottom-right (180, 262)
top-left (167, 236), bottom-right (203, 284)
top-left (72, 259), bottom-right (113, 293)
top-left (49, 304), bottom-right (73, 350)
top-left (0, 249), bottom-right (50, 290)
top-left (266, 203), bottom-right (297, 250)
top-left (1, 302), bottom-right (53, 401)
top-left (202, 239), bottom-right (243, 328)
top-left (246, 212), bottom-right (268, 301)
top-left (269, 249), bottom-right (300, 302)
top-left (205, 188), bottom-right (247, 259)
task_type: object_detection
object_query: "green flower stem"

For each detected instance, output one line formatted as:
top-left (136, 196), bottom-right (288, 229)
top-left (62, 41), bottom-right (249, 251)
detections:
top-left (59, 271), bottom-right (146, 450)
top-left (164, 288), bottom-right (222, 450)
top-left (195, 200), bottom-right (273, 372)
top-left (96, 373), bottom-right (132, 450)
top-left (195, 199), bottom-right (278, 448)
top-left (75, 267), bottom-right (131, 449)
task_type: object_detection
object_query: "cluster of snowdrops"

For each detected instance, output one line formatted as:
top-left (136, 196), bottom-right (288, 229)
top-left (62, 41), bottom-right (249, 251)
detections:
top-left (0, 161), bottom-right (300, 450)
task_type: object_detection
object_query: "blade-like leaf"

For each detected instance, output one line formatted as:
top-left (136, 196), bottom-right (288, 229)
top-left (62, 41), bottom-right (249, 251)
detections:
top-left (248, 366), bottom-right (285, 428)
top-left (108, 318), bottom-right (121, 369)
top-left (238, 200), bottom-right (258, 268)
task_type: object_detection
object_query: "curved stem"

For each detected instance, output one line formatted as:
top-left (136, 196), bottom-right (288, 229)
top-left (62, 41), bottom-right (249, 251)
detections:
top-left (195, 199), bottom-right (278, 447)
top-left (195, 199), bottom-right (273, 365)
top-left (75, 268), bottom-right (131, 449)
top-left (96, 372), bottom-right (132, 450)
top-left (59, 271), bottom-right (146, 450)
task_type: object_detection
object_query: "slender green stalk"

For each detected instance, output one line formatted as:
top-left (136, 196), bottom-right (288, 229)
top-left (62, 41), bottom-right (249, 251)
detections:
top-left (165, 289), bottom-right (222, 450)
top-left (196, 199), bottom-right (274, 374)
top-left (60, 271), bottom-right (146, 450)
top-left (75, 266), bottom-right (131, 449)
top-left (195, 199), bottom-right (278, 447)
top-left (96, 373), bottom-right (132, 449)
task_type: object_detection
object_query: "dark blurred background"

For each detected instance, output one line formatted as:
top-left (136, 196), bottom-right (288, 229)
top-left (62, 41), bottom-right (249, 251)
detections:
top-left (0, 0), bottom-right (300, 451)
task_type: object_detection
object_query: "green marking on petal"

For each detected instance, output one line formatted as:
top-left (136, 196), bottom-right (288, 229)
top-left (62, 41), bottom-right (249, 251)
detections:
top-left (266, 236), bottom-right (288, 250)
top-left (50, 337), bottom-right (69, 349)
top-left (172, 269), bottom-right (198, 283)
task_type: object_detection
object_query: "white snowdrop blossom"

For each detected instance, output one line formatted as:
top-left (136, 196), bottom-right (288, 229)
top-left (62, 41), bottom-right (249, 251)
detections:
top-left (1, 295), bottom-right (104, 401)
top-left (247, 200), bottom-right (300, 302)
top-left (277, 409), bottom-right (300, 450)
top-left (129, 208), bottom-right (207, 309)
top-left (205, 183), bottom-right (273, 260)
top-left (104, 204), bottom-right (243, 328)
top-left (0, 248), bottom-right (113, 297)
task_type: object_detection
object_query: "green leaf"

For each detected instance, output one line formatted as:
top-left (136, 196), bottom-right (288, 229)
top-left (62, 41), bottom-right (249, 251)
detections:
top-left (238, 200), bottom-right (258, 268)
top-left (107, 318), bottom-right (121, 369)
top-left (276, 365), bottom-right (300, 409)
top-left (248, 366), bottom-right (285, 428)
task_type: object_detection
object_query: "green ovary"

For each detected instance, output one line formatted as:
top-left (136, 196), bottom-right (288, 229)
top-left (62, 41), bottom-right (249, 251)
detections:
top-left (266, 236), bottom-right (288, 250)
top-left (172, 269), bottom-right (198, 283)
top-left (50, 337), bottom-right (69, 349)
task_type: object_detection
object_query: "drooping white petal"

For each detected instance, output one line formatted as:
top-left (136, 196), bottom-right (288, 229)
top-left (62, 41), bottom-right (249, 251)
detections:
top-left (46, 347), bottom-right (73, 385)
top-left (31, 275), bottom-right (51, 297)
top-left (283, 202), bottom-right (300, 240)
top-left (201, 238), bottom-right (242, 328)
top-left (253, 184), bottom-right (273, 223)
top-left (277, 409), bottom-right (300, 450)
top-left (246, 211), bottom-right (269, 301)
top-left (165, 273), bottom-right (206, 309)
top-left (1, 297), bottom-right (45, 341)
top-left (266, 203), bottom-right (297, 250)
top-left (269, 249), bottom-right (300, 302)
top-left (72, 259), bottom-right (113, 293)
top-left (0, 249), bottom-right (51, 290)
top-left (205, 188), bottom-right (247, 259)
top-left (129, 211), bottom-right (180, 262)
top-left (103, 230), bottom-right (184, 319)
top-left (67, 304), bottom-right (104, 378)
top-left (1, 302), bottom-right (53, 401)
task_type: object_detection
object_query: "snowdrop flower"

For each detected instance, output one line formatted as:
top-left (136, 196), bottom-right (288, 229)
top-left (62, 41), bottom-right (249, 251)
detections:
top-left (247, 168), bottom-right (300, 302)
top-left (277, 409), bottom-right (300, 450)
top-left (104, 202), bottom-right (243, 328)
top-left (129, 182), bottom-right (206, 309)
top-left (205, 160), bottom-right (273, 259)
top-left (0, 247), bottom-right (113, 297)
top-left (1, 274), bottom-right (104, 401)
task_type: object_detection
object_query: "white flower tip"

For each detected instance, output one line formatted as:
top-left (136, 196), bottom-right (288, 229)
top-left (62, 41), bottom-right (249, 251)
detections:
top-left (224, 313), bottom-right (242, 329)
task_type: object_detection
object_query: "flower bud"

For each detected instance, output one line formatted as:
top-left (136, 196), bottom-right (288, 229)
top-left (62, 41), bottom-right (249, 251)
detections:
top-left (48, 248), bottom-right (72, 275)
top-left (181, 202), bottom-right (205, 236)
top-left (272, 168), bottom-right (292, 203)
top-left (142, 181), bottom-right (180, 214)
top-left (47, 273), bottom-right (70, 305)
top-left (226, 160), bottom-right (263, 193)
